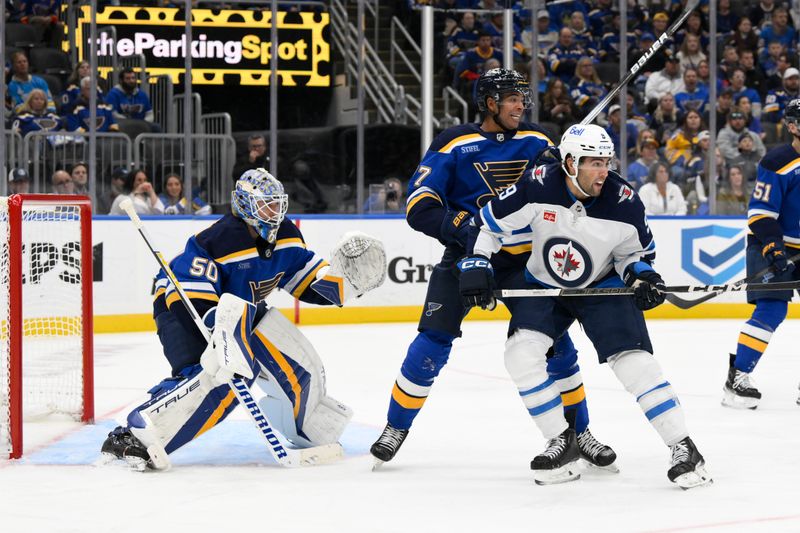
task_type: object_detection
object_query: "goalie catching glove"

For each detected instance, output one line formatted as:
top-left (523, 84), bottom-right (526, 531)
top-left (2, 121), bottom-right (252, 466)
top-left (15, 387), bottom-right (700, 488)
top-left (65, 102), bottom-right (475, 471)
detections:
top-left (311, 231), bottom-right (387, 306)
top-left (623, 262), bottom-right (666, 311)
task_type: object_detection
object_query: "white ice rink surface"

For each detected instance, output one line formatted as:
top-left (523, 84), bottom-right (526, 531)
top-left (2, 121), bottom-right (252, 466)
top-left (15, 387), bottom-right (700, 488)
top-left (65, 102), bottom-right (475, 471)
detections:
top-left (2, 319), bottom-right (800, 533)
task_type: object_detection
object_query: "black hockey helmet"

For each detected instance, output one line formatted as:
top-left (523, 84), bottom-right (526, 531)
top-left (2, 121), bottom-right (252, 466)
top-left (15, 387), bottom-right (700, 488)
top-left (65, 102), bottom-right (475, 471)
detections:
top-left (784, 98), bottom-right (800, 125)
top-left (475, 68), bottom-right (532, 112)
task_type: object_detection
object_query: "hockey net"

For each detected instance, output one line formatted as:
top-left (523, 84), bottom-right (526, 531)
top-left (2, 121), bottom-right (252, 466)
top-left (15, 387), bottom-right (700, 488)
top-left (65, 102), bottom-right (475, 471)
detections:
top-left (0, 194), bottom-right (94, 459)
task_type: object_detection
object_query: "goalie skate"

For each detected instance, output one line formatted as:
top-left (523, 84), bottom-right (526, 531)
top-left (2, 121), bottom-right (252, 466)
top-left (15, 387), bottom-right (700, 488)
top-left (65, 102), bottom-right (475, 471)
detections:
top-left (530, 428), bottom-right (581, 485)
top-left (577, 428), bottom-right (619, 473)
top-left (100, 427), bottom-right (154, 472)
top-left (668, 437), bottom-right (713, 490)
top-left (722, 354), bottom-right (761, 410)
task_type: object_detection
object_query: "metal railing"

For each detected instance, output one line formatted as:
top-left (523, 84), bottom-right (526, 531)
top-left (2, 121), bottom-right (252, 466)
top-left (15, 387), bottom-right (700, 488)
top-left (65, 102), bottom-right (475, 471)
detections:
top-left (330, 0), bottom-right (406, 124)
top-left (173, 93), bottom-right (203, 134)
top-left (132, 133), bottom-right (235, 207)
top-left (443, 86), bottom-right (468, 126)
top-left (22, 131), bottom-right (132, 199)
top-left (149, 76), bottom-right (174, 133)
top-left (4, 132), bottom-right (24, 174)
top-left (201, 113), bottom-right (232, 137)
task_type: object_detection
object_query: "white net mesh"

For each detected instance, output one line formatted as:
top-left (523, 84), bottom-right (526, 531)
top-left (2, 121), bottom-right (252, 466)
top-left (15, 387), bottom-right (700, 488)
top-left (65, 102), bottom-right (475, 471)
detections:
top-left (0, 197), bottom-right (86, 457)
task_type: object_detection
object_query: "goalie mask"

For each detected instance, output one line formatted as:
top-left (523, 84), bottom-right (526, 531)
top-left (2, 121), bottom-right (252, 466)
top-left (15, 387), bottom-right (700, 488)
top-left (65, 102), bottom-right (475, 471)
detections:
top-left (232, 168), bottom-right (288, 242)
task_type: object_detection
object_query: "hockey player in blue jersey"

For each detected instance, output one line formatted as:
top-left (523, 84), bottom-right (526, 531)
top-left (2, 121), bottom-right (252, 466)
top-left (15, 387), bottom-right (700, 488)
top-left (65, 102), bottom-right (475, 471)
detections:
top-left (459, 124), bottom-right (711, 488)
top-left (101, 168), bottom-right (385, 470)
top-left (370, 68), bottom-right (617, 471)
top-left (724, 98), bottom-right (800, 409)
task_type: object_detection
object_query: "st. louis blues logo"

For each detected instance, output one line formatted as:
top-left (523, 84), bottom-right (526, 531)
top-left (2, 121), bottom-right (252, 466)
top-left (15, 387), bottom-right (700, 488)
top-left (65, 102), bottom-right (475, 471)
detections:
top-left (425, 302), bottom-right (443, 317)
top-left (542, 237), bottom-right (593, 287)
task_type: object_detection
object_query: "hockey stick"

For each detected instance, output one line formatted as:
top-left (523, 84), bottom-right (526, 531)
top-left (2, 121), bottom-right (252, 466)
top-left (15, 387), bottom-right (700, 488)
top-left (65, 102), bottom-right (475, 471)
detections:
top-left (580, 0), bottom-right (700, 126)
top-left (495, 279), bottom-right (800, 299)
top-left (119, 199), bottom-right (343, 467)
top-left (664, 253), bottom-right (800, 309)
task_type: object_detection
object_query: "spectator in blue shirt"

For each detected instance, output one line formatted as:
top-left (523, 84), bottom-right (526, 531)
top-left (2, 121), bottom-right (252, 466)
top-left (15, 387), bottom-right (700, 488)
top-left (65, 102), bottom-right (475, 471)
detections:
top-left (11, 88), bottom-right (63, 137)
top-left (729, 67), bottom-right (762, 118)
top-left (674, 68), bottom-right (709, 115)
top-left (66, 76), bottom-right (119, 133)
top-left (763, 67), bottom-right (800, 123)
top-left (7, 51), bottom-right (55, 113)
top-left (758, 8), bottom-right (796, 54)
top-left (628, 134), bottom-right (661, 190)
top-left (105, 67), bottom-right (158, 130)
top-left (605, 104), bottom-right (638, 158)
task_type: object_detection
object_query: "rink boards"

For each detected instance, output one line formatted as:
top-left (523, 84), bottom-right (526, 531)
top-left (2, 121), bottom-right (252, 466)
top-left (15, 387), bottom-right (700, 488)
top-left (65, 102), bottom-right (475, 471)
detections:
top-left (88, 214), bottom-right (790, 332)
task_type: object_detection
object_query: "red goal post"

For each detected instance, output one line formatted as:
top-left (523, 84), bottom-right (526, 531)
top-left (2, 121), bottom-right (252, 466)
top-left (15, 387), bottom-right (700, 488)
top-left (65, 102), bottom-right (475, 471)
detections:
top-left (1, 194), bottom-right (94, 459)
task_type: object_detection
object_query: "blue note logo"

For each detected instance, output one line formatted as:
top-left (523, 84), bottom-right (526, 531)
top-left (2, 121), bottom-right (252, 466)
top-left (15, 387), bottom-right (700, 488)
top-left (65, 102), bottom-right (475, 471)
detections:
top-left (681, 225), bottom-right (745, 284)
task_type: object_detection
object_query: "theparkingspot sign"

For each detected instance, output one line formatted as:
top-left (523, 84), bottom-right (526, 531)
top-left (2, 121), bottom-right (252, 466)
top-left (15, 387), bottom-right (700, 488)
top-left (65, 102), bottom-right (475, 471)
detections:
top-left (66, 6), bottom-right (330, 86)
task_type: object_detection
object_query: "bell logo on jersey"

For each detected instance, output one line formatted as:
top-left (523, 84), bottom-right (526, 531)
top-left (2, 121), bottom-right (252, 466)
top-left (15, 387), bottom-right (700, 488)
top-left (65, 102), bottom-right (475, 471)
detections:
top-left (542, 237), bottom-right (593, 287)
top-left (543, 210), bottom-right (557, 222)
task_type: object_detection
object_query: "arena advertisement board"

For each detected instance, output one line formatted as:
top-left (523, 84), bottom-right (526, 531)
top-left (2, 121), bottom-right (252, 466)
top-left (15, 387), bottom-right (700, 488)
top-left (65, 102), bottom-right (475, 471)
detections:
top-left (89, 216), bottom-right (793, 333)
top-left (67, 6), bottom-right (330, 87)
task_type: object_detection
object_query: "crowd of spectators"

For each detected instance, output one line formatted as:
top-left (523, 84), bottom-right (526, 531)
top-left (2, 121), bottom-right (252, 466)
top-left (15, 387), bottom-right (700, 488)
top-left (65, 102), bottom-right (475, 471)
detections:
top-left (421, 0), bottom-right (800, 215)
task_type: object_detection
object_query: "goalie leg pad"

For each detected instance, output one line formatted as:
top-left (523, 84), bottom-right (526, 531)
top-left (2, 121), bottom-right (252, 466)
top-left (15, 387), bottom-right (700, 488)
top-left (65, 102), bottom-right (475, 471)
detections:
top-left (505, 329), bottom-right (567, 440)
top-left (608, 350), bottom-right (688, 446)
top-left (311, 231), bottom-right (387, 306)
top-left (249, 307), bottom-right (352, 446)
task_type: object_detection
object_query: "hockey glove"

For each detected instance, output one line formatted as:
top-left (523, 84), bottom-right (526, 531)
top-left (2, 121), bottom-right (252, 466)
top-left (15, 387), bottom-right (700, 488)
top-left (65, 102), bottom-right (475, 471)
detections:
top-left (762, 240), bottom-right (796, 275)
top-left (458, 255), bottom-right (496, 310)
top-left (623, 263), bottom-right (666, 311)
top-left (440, 210), bottom-right (471, 248)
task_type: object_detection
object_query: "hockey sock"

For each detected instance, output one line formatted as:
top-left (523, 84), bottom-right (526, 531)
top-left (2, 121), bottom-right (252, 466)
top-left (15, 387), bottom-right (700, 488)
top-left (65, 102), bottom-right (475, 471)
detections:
top-left (609, 350), bottom-right (688, 446)
top-left (549, 334), bottom-right (589, 434)
top-left (506, 329), bottom-right (567, 440)
top-left (735, 299), bottom-right (786, 373)
top-left (387, 329), bottom-right (454, 430)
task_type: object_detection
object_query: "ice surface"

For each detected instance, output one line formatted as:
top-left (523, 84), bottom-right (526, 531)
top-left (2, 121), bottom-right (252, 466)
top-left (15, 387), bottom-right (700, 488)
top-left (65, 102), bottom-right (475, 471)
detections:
top-left (2, 319), bottom-right (800, 532)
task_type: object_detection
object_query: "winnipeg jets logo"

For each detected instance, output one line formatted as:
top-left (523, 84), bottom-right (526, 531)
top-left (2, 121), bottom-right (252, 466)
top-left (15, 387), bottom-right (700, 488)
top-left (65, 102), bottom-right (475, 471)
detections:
top-left (553, 245), bottom-right (581, 276)
top-left (425, 302), bottom-right (443, 316)
top-left (532, 165), bottom-right (546, 185)
top-left (618, 185), bottom-right (634, 203)
top-left (542, 238), bottom-right (593, 287)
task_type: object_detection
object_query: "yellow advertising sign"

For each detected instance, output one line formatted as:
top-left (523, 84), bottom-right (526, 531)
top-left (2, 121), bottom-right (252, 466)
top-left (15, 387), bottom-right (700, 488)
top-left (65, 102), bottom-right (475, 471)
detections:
top-left (67, 6), bottom-right (330, 87)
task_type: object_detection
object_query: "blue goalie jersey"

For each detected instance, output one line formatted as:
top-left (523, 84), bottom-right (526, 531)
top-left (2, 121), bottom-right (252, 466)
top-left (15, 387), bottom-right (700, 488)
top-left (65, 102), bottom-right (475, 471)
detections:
top-left (405, 122), bottom-right (554, 257)
top-left (153, 215), bottom-right (332, 335)
top-left (748, 144), bottom-right (800, 249)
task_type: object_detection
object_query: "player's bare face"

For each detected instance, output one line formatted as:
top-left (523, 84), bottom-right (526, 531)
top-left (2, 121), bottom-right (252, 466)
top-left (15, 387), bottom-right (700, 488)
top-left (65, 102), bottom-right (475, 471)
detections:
top-left (497, 93), bottom-right (524, 129)
top-left (577, 157), bottom-right (610, 197)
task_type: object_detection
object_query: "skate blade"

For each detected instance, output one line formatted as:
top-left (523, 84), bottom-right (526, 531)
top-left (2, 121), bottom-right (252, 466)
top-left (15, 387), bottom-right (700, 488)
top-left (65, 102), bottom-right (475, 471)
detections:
top-left (371, 458), bottom-right (386, 471)
top-left (533, 461), bottom-right (581, 485)
top-left (96, 452), bottom-right (147, 472)
top-left (721, 389), bottom-right (759, 410)
top-left (674, 464), bottom-right (713, 490)
top-left (581, 458), bottom-right (620, 474)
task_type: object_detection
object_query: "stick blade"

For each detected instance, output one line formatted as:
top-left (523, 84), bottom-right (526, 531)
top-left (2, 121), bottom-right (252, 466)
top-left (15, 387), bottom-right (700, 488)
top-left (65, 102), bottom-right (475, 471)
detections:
top-left (290, 443), bottom-right (345, 467)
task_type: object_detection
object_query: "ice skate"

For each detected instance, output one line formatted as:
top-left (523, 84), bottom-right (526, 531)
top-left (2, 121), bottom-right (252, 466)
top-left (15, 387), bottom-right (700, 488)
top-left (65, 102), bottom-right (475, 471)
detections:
top-left (530, 428), bottom-right (580, 485)
top-left (370, 423), bottom-right (409, 470)
top-left (722, 354), bottom-right (761, 409)
top-left (577, 428), bottom-right (619, 473)
top-left (668, 437), bottom-right (712, 490)
top-left (100, 426), bottom-right (153, 472)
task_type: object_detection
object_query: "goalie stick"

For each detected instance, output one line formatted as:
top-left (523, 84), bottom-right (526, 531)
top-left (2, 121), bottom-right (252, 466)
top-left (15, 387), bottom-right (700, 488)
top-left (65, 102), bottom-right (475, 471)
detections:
top-left (495, 279), bottom-right (800, 299)
top-left (580, 0), bottom-right (700, 126)
top-left (664, 253), bottom-right (800, 310)
top-left (119, 199), bottom-right (343, 468)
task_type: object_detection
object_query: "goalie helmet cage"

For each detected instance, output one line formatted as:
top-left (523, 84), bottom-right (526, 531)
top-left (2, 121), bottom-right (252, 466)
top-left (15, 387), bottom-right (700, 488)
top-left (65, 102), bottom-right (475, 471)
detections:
top-left (0, 194), bottom-right (94, 460)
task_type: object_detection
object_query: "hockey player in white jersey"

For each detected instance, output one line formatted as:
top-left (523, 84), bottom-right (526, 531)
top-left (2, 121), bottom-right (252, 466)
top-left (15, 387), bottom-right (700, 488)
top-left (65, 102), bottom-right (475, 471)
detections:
top-left (458, 124), bottom-right (712, 489)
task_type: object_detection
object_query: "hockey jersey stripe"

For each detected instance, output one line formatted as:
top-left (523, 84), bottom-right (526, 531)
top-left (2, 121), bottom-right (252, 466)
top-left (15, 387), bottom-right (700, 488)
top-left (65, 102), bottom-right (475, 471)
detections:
top-left (636, 381), bottom-right (670, 402)
top-left (480, 203), bottom-right (503, 233)
top-left (777, 157), bottom-right (800, 174)
top-left (193, 390), bottom-right (236, 439)
top-left (560, 385), bottom-right (586, 407)
top-left (255, 329), bottom-right (303, 418)
top-left (396, 373), bottom-right (432, 397)
top-left (527, 395), bottom-right (562, 417)
top-left (514, 131), bottom-right (553, 145)
top-left (738, 332), bottom-right (768, 352)
top-left (288, 258), bottom-right (328, 297)
top-left (644, 398), bottom-right (677, 421)
top-left (274, 237), bottom-right (306, 251)
top-left (438, 133), bottom-right (486, 154)
top-left (406, 191), bottom-right (442, 214)
top-left (519, 377), bottom-right (556, 396)
top-left (216, 246), bottom-right (259, 264)
top-left (166, 290), bottom-right (219, 308)
top-left (500, 242), bottom-right (532, 254)
top-left (741, 323), bottom-right (774, 343)
top-left (391, 383), bottom-right (426, 409)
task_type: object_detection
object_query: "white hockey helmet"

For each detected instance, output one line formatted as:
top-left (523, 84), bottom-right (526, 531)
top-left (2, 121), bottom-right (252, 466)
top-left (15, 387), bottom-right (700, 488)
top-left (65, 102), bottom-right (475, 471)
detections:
top-left (231, 168), bottom-right (288, 242)
top-left (559, 124), bottom-right (615, 196)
